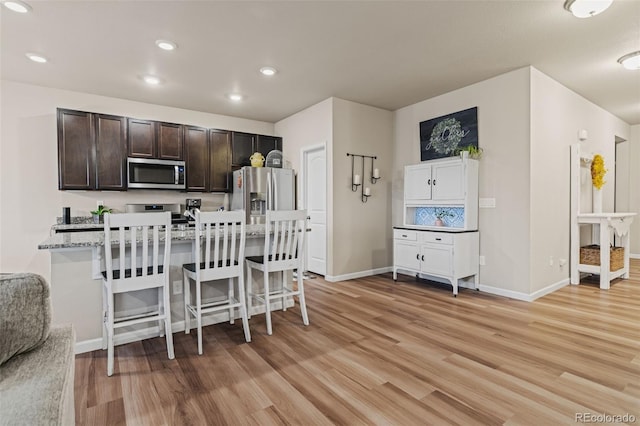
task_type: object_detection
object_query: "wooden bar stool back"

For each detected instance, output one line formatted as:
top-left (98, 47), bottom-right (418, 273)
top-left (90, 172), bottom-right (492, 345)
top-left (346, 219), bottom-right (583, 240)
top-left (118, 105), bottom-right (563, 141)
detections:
top-left (246, 209), bottom-right (309, 335)
top-left (102, 211), bottom-right (174, 376)
top-left (182, 210), bottom-right (251, 355)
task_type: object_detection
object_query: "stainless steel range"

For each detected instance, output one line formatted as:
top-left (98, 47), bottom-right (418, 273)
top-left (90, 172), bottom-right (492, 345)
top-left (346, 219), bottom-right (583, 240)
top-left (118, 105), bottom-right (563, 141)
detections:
top-left (125, 203), bottom-right (187, 225)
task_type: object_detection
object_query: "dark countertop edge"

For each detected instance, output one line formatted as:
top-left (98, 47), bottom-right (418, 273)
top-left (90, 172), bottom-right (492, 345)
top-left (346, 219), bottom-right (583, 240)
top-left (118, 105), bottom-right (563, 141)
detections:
top-left (393, 226), bottom-right (478, 234)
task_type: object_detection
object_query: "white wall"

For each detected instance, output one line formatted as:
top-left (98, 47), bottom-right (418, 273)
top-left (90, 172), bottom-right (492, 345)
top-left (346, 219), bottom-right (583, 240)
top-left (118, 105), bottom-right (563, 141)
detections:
top-left (630, 125), bottom-right (640, 256)
top-left (394, 68), bottom-right (532, 296)
top-left (529, 68), bottom-right (630, 293)
top-left (275, 97), bottom-right (394, 279)
top-left (332, 98), bottom-right (394, 278)
top-left (0, 80), bottom-right (275, 282)
top-left (275, 98), bottom-right (333, 275)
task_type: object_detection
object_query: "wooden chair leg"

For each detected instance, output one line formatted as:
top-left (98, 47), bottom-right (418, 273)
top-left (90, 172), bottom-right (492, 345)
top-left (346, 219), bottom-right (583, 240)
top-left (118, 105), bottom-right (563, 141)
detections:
top-left (107, 291), bottom-right (115, 376)
top-left (238, 271), bottom-right (251, 343)
top-left (228, 277), bottom-right (235, 325)
top-left (158, 286), bottom-right (164, 337)
top-left (196, 278), bottom-right (203, 355)
top-left (101, 284), bottom-right (107, 350)
top-left (164, 283), bottom-right (175, 359)
top-left (246, 265), bottom-right (253, 319)
top-left (282, 271), bottom-right (287, 312)
top-left (264, 268), bottom-right (272, 335)
top-left (298, 272), bottom-right (309, 326)
top-left (184, 269), bottom-right (191, 334)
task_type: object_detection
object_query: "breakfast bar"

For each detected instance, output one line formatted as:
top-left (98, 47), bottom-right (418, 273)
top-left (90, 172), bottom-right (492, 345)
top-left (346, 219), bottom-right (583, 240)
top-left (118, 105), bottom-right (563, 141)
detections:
top-left (38, 222), bottom-right (292, 352)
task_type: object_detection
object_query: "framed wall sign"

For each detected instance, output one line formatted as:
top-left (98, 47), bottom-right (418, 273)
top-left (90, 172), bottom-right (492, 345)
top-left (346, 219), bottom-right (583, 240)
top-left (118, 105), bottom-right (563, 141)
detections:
top-left (419, 107), bottom-right (478, 161)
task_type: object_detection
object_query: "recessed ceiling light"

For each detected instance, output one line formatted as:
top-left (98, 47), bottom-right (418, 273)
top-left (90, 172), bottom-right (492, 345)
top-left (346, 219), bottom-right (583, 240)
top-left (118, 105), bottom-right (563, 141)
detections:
top-left (563, 0), bottom-right (612, 18)
top-left (155, 40), bottom-right (177, 51)
top-left (227, 93), bottom-right (244, 102)
top-left (25, 53), bottom-right (47, 63)
top-left (259, 66), bottom-right (277, 76)
top-left (618, 51), bottom-right (640, 70)
top-left (3, 0), bottom-right (31, 13)
top-left (143, 75), bottom-right (161, 85)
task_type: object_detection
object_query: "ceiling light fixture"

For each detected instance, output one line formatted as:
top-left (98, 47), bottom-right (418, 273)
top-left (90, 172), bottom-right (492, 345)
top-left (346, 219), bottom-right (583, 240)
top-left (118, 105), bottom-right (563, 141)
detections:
top-left (618, 51), bottom-right (640, 70)
top-left (227, 93), bottom-right (244, 102)
top-left (259, 66), bottom-right (277, 76)
top-left (563, 0), bottom-right (612, 18)
top-left (143, 75), bottom-right (161, 85)
top-left (3, 0), bottom-right (31, 13)
top-left (155, 40), bottom-right (177, 51)
top-left (26, 53), bottom-right (47, 63)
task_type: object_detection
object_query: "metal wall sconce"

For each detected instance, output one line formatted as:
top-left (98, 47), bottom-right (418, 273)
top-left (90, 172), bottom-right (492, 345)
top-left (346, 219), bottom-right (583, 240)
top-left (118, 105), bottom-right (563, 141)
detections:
top-left (347, 153), bottom-right (380, 203)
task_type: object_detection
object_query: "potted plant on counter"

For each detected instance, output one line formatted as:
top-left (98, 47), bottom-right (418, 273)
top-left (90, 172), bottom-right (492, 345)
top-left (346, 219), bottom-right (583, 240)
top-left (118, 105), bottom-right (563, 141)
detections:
top-left (91, 205), bottom-right (112, 224)
top-left (434, 207), bottom-right (454, 227)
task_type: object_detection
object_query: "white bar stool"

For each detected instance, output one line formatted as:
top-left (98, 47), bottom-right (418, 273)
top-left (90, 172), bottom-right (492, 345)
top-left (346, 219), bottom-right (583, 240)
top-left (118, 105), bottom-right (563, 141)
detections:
top-left (246, 209), bottom-right (309, 335)
top-left (182, 210), bottom-right (251, 355)
top-left (101, 211), bottom-right (174, 377)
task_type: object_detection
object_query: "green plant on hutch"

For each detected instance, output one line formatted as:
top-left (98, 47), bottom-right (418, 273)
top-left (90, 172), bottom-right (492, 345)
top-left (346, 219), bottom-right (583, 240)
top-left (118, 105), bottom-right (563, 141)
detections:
top-left (454, 144), bottom-right (483, 160)
top-left (91, 205), bottom-right (112, 224)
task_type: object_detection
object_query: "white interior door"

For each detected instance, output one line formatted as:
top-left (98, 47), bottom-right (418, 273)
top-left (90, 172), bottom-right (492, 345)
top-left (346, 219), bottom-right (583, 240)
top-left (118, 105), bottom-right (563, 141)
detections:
top-left (303, 145), bottom-right (327, 275)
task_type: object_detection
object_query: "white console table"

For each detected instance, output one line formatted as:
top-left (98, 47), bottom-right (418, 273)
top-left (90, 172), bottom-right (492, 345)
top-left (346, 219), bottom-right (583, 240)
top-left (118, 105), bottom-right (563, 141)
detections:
top-left (570, 213), bottom-right (636, 289)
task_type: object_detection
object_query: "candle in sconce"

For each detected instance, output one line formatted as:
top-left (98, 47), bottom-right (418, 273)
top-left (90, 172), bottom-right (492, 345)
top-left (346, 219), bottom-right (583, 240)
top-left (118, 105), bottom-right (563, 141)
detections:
top-left (364, 187), bottom-right (371, 196)
top-left (353, 174), bottom-right (361, 185)
top-left (373, 168), bottom-right (380, 179)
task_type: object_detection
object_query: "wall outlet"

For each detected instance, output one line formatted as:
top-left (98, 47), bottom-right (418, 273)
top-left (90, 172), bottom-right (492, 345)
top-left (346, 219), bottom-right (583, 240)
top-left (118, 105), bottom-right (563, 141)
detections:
top-left (549, 256), bottom-right (554, 266)
top-left (173, 280), bottom-right (182, 295)
top-left (479, 255), bottom-right (486, 266)
top-left (559, 258), bottom-right (567, 267)
top-left (97, 200), bottom-right (104, 208)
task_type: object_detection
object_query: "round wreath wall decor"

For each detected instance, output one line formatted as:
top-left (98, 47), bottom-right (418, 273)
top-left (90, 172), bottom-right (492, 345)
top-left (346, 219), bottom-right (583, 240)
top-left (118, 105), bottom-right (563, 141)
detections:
top-left (428, 117), bottom-right (469, 155)
top-left (590, 154), bottom-right (606, 189)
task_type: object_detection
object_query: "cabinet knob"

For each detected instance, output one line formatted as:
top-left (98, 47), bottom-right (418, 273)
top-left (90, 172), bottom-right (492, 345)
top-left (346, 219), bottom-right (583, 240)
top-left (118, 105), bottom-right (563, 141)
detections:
top-left (421, 255), bottom-right (425, 261)
top-left (435, 238), bottom-right (442, 241)
top-left (427, 179), bottom-right (431, 185)
top-left (416, 253), bottom-right (420, 260)
top-left (433, 179), bottom-right (436, 185)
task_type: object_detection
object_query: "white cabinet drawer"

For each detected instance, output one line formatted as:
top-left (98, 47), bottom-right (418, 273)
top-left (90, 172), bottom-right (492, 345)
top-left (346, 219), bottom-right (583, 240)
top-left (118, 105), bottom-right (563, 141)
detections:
top-left (394, 229), bottom-right (417, 241)
top-left (420, 232), bottom-right (453, 245)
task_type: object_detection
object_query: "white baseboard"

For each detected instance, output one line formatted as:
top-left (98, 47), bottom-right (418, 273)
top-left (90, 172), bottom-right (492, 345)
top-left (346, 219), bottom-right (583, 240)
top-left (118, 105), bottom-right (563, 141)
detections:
top-left (630, 253), bottom-right (640, 259)
top-left (74, 299), bottom-right (293, 354)
top-left (325, 266), bottom-right (392, 283)
top-left (479, 278), bottom-right (570, 302)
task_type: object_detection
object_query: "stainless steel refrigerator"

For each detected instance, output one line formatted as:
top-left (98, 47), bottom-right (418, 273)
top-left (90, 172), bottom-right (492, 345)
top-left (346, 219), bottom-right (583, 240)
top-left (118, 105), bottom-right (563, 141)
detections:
top-left (231, 167), bottom-right (296, 224)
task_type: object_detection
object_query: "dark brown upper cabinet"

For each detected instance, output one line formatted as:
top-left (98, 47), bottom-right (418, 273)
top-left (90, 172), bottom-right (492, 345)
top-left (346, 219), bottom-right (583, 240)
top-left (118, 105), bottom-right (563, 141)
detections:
top-left (94, 114), bottom-right (127, 190)
top-left (256, 135), bottom-right (283, 157)
top-left (158, 122), bottom-right (183, 160)
top-left (128, 119), bottom-right (183, 160)
top-left (184, 127), bottom-right (232, 192)
top-left (184, 126), bottom-right (209, 192)
top-left (231, 131), bottom-right (255, 166)
top-left (58, 109), bottom-right (95, 190)
top-left (57, 109), bottom-right (126, 191)
top-left (209, 130), bottom-right (232, 192)
top-left (231, 132), bottom-right (283, 166)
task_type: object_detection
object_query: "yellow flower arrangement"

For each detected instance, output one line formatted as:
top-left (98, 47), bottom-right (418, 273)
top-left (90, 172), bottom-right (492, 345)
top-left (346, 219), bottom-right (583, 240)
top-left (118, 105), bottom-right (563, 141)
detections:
top-left (591, 154), bottom-right (606, 190)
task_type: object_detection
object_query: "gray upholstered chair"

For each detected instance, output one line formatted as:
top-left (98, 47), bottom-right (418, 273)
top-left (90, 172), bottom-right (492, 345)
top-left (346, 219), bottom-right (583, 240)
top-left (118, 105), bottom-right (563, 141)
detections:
top-left (0, 273), bottom-right (76, 425)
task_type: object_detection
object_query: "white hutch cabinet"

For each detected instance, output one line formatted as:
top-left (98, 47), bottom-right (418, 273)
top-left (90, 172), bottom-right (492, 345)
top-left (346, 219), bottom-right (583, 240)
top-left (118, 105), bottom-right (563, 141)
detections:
top-left (394, 155), bottom-right (479, 296)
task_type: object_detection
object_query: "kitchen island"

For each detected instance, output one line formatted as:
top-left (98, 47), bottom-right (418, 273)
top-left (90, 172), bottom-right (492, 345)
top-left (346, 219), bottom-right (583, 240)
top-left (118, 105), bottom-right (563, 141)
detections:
top-left (39, 222), bottom-right (291, 353)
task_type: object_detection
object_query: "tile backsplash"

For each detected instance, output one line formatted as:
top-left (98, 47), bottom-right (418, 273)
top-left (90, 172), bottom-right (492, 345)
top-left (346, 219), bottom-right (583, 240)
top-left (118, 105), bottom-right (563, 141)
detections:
top-left (415, 207), bottom-right (465, 228)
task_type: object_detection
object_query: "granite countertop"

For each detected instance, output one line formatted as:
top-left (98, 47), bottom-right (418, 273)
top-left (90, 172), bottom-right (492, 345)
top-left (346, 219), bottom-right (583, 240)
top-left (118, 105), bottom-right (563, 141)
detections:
top-left (38, 224), bottom-right (268, 250)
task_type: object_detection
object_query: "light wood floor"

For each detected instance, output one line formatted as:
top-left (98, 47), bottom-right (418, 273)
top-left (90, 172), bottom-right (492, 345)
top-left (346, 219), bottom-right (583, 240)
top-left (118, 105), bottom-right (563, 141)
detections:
top-left (75, 261), bottom-right (640, 425)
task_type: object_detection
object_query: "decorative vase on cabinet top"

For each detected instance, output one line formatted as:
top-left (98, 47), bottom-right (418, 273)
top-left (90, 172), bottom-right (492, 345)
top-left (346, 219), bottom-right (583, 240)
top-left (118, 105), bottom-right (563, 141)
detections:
top-left (593, 187), bottom-right (603, 213)
top-left (250, 152), bottom-right (265, 167)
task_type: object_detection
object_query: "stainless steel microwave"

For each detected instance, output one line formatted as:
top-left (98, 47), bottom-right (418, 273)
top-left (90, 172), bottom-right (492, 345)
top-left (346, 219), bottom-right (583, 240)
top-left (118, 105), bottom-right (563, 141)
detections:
top-left (127, 158), bottom-right (185, 190)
